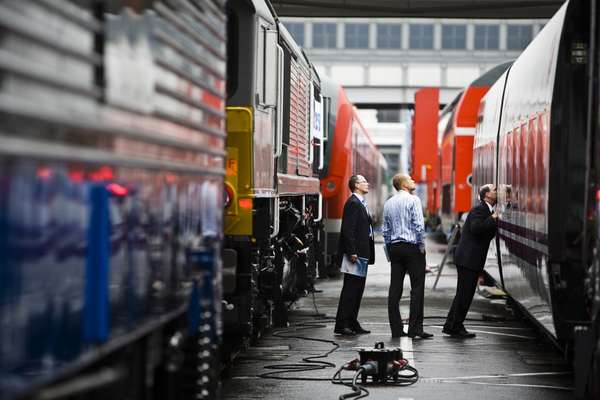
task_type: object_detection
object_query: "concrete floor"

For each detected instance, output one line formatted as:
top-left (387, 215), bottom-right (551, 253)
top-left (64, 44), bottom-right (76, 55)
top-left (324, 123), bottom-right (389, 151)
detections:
top-left (221, 238), bottom-right (574, 400)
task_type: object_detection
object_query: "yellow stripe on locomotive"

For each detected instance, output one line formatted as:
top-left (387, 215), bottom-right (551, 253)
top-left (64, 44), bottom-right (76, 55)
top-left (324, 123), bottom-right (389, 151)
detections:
top-left (225, 106), bottom-right (253, 236)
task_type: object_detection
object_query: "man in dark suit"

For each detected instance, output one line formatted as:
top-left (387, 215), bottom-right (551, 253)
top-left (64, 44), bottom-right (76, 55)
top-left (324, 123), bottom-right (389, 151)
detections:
top-left (334, 175), bottom-right (375, 336)
top-left (443, 184), bottom-right (498, 339)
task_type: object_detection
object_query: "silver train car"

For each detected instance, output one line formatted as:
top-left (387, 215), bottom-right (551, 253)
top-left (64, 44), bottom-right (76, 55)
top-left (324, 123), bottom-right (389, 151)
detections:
top-left (473, 0), bottom-right (600, 397)
top-left (0, 1), bottom-right (226, 399)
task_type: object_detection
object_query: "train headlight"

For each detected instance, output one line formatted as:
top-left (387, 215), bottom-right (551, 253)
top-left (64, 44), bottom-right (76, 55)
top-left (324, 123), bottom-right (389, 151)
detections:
top-left (327, 181), bottom-right (336, 191)
top-left (224, 182), bottom-right (235, 209)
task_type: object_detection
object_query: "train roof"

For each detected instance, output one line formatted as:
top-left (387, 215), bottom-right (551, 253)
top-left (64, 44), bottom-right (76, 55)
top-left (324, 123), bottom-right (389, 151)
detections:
top-left (439, 61), bottom-right (513, 136)
top-left (439, 91), bottom-right (462, 119)
top-left (470, 61), bottom-right (513, 88)
top-left (249, 0), bottom-right (277, 24)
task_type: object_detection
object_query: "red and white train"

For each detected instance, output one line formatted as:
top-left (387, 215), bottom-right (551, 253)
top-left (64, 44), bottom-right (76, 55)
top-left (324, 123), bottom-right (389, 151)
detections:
top-left (319, 76), bottom-right (387, 273)
top-left (473, 1), bottom-right (599, 397)
top-left (435, 62), bottom-right (511, 234)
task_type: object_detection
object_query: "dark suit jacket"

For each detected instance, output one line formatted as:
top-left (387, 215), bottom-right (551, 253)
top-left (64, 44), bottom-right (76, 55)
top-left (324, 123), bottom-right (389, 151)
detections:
top-left (453, 201), bottom-right (498, 272)
top-left (337, 194), bottom-right (375, 265)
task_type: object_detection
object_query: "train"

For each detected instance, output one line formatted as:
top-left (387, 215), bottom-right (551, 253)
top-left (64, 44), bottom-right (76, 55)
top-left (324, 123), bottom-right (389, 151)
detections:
top-left (435, 62), bottom-right (511, 235)
top-left (0, 0), bottom-right (387, 398)
top-left (473, 0), bottom-right (599, 397)
top-left (223, 0), bottom-right (324, 344)
top-left (319, 76), bottom-right (387, 275)
top-left (222, 0), bottom-right (386, 346)
top-left (0, 0), bottom-right (227, 399)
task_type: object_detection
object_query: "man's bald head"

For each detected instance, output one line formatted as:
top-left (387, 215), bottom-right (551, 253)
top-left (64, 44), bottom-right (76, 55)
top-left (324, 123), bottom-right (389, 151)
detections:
top-left (392, 173), bottom-right (415, 192)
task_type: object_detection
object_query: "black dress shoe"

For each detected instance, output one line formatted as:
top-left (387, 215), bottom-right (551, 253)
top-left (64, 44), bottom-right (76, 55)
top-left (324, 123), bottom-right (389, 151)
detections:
top-left (391, 332), bottom-right (408, 338)
top-left (454, 330), bottom-right (476, 339)
top-left (354, 327), bottom-right (371, 334)
top-left (442, 327), bottom-right (457, 335)
top-left (334, 327), bottom-right (356, 336)
top-left (408, 331), bottom-right (434, 339)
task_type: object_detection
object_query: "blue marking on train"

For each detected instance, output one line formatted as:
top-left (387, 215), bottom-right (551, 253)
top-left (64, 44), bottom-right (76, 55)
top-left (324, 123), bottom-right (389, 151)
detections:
top-left (84, 184), bottom-right (111, 343)
top-left (202, 273), bottom-right (216, 341)
top-left (186, 249), bottom-right (216, 335)
top-left (188, 281), bottom-right (201, 335)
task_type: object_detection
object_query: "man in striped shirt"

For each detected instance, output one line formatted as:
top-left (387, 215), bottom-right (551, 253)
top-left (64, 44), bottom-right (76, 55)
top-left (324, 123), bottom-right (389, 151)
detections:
top-left (383, 173), bottom-right (433, 339)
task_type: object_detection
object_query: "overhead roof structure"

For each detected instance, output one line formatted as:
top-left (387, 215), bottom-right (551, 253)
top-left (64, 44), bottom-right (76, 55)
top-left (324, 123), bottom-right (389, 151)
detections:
top-left (271, 0), bottom-right (564, 18)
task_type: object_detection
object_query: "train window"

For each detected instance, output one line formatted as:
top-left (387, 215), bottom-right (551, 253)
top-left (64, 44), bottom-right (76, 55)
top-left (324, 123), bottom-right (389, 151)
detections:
top-left (527, 118), bottom-right (536, 212)
top-left (536, 114), bottom-right (545, 214)
top-left (519, 124), bottom-right (527, 210)
top-left (263, 30), bottom-right (279, 107)
top-left (256, 25), bottom-right (266, 103)
top-left (504, 133), bottom-right (513, 203)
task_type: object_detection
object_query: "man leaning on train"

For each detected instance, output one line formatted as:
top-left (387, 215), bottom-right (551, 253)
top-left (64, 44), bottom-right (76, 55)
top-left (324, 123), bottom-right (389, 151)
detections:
top-left (443, 184), bottom-right (498, 338)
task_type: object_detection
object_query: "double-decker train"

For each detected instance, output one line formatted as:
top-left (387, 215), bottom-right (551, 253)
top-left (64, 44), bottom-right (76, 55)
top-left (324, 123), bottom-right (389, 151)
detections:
top-left (0, 0), bottom-right (387, 398)
top-left (473, 0), bottom-right (599, 397)
top-left (435, 62), bottom-right (510, 234)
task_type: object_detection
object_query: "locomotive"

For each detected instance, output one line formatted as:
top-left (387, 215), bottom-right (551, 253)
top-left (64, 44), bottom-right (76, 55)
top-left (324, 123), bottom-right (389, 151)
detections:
top-left (222, 0), bottom-right (325, 344)
top-left (222, 0), bottom-right (388, 342)
top-left (473, 0), bottom-right (600, 397)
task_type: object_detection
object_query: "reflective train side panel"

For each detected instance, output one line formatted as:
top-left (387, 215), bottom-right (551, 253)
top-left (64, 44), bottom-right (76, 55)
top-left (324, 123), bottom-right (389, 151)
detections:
top-left (319, 77), bottom-right (387, 272)
top-left (475, 0), bottom-right (591, 340)
top-left (473, 73), bottom-right (507, 285)
top-left (0, 1), bottom-right (226, 398)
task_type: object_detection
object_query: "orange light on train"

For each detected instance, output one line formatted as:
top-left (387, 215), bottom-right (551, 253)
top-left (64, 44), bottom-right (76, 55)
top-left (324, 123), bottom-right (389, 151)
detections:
top-left (238, 198), bottom-right (252, 210)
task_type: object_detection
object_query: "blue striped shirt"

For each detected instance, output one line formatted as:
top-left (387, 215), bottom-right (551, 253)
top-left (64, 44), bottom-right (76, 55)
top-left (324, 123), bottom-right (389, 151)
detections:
top-left (382, 190), bottom-right (425, 247)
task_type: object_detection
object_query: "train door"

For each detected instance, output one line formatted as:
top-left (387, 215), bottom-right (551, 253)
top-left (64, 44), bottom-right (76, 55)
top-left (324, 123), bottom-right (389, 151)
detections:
top-left (254, 21), bottom-right (278, 194)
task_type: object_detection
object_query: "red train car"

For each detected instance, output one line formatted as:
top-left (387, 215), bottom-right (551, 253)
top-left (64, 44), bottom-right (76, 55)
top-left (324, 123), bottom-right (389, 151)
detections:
top-left (319, 77), bottom-right (387, 272)
top-left (411, 88), bottom-right (440, 217)
top-left (436, 63), bottom-right (511, 234)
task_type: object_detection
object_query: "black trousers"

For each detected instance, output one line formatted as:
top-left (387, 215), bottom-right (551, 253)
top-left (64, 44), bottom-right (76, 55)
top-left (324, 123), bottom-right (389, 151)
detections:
top-left (335, 272), bottom-right (366, 331)
top-left (387, 242), bottom-right (426, 336)
top-left (444, 265), bottom-right (479, 332)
